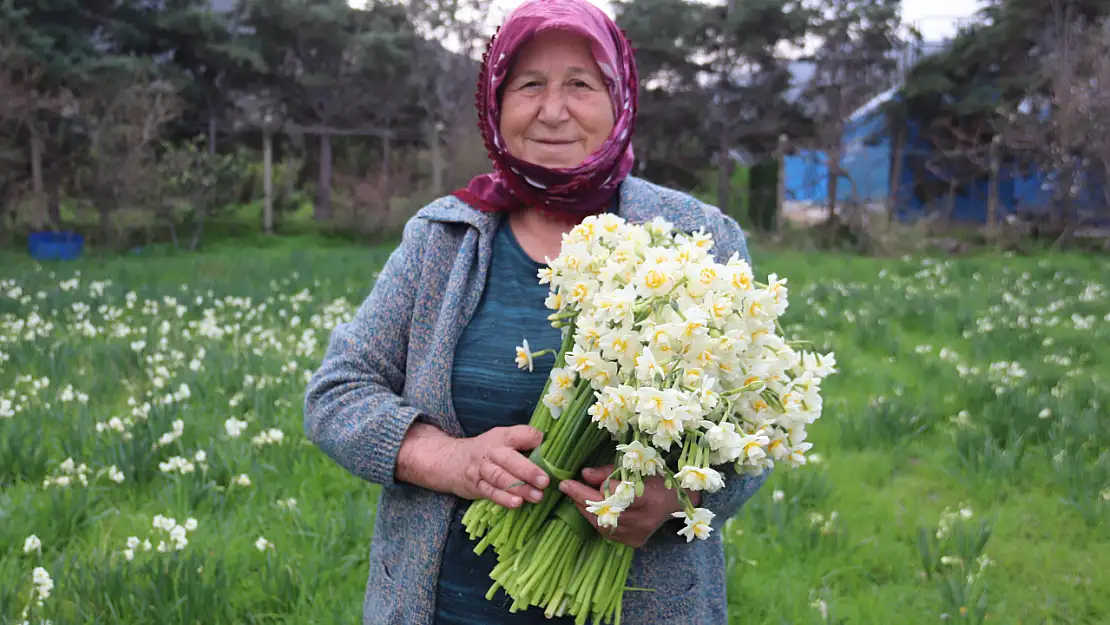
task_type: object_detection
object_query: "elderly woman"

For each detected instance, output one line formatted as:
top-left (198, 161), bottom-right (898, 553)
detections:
top-left (304, 0), bottom-right (769, 623)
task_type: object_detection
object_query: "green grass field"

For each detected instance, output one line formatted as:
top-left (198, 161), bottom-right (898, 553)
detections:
top-left (1, 239), bottom-right (1108, 624)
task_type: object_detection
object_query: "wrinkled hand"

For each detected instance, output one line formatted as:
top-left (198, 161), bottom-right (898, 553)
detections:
top-left (559, 465), bottom-right (701, 548)
top-left (446, 425), bottom-right (550, 509)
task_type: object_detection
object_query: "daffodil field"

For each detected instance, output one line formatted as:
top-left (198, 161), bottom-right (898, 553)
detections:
top-left (1, 244), bottom-right (1108, 624)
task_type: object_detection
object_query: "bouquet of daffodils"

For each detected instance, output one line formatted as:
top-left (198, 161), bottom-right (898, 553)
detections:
top-left (462, 214), bottom-right (836, 624)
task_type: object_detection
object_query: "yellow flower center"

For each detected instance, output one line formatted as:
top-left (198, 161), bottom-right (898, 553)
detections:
top-left (644, 270), bottom-right (667, 291)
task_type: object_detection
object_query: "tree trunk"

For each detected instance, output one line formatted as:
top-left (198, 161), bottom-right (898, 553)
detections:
top-left (208, 112), bottom-right (218, 155)
top-left (98, 204), bottom-right (111, 248)
top-left (986, 137), bottom-right (1000, 241)
top-left (717, 128), bottom-right (732, 216)
top-left (945, 177), bottom-right (958, 222)
top-left (887, 130), bottom-right (905, 225)
top-left (30, 125), bottom-right (46, 229)
top-left (826, 150), bottom-right (840, 224)
top-left (382, 134), bottom-right (392, 174)
top-left (381, 134), bottom-right (394, 208)
top-left (315, 132), bottom-right (333, 222)
top-left (47, 174), bottom-right (61, 228)
top-left (263, 130), bottom-right (274, 234)
top-left (774, 135), bottom-right (787, 234)
top-left (190, 210), bottom-right (207, 252)
top-left (284, 135), bottom-right (297, 210)
top-left (430, 121), bottom-right (444, 197)
top-left (167, 211), bottom-right (180, 250)
top-left (45, 159), bottom-right (61, 229)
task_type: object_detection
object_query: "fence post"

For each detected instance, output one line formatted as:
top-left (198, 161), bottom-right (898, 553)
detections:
top-left (987, 135), bottom-right (1000, 242)
top-left (775, 134), bottom-right (787, 234)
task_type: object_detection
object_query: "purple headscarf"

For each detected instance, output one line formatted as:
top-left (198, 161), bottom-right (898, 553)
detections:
top-left (451, 0), bottom-right (639, 222)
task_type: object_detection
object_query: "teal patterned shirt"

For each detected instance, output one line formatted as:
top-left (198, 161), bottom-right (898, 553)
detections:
top-left (434, 216), bottom-right (571, 624)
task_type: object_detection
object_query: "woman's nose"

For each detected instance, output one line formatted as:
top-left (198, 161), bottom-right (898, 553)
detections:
top-left (536, 87), bottom-right (571, 125)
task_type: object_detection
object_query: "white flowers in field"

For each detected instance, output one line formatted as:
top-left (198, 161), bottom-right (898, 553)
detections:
top-left (58, 384), bottom-right (89, 404)
top-left (225, 417), bottom-right (249, 437)
top-left (15, 533), bottom-right (54, 622)
top-left (23, 535), bottom-right (42, 554)
top-left (31, 566), bottom-right (54, 606)
top-left (103, 465), bottom-right (126, 484)
top-left (517, 214), bottom-right (837, 541)
top-left (42, 457), bottom-right (89, 488)
top-left (159, 456), bottom-right (197, 475)
top-left (255, 536), bottom-right (274, 552)
top-left (116, 514), bottom-right (198, 561)
top-left (935, 505), bottom-right (975, 540)
top-left (95, 416), bottom-right (128, 436)
top-left (152, 514), bottom-right (197, 553)
top-left (251, 427), bottom-right (285, 447)
top-left (153, 419), bottom-right (186, 450)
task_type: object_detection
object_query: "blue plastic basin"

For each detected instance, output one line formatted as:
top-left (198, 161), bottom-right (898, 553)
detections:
top-left (28, 231), bottom-right (85, 261)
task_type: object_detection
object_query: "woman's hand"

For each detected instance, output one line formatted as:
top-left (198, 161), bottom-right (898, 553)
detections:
top-left (559, 465), bottom-right (701, 548)
top-left (396, 423), bottom-right (550, 509)
top-left (448, 425), bottom-right (552, 508)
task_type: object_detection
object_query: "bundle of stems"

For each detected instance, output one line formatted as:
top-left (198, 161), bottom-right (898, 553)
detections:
top-left (484, 445), bottom-right (636, 625)
top-left (470, 376), bottom-right (608, 556)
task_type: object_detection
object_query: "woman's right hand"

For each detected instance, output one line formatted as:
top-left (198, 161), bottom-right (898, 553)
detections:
top-left (396, 423), bottom-right (550, 509)
top-left (446, 425), bottom-right (550, 508)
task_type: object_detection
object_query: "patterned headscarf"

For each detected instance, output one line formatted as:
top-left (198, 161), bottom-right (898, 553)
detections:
top-left (451, 0), bottom-right (639, 222)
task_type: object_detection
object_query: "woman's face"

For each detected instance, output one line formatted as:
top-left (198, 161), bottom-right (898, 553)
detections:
top-left (499, 30), bottom-right (615, 169)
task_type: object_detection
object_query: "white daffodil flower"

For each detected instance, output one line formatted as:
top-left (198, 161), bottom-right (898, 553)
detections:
top-left (672, 508), bottom-right (715, 542)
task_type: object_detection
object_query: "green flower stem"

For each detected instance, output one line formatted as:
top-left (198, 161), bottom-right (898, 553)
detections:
top-left (573, 548), bottom-right (607, 625)
top-left (565, 538), bottom-right (598, 600)
top-left (591, 547), bottom-right (621, 615)
top-left (517, 527), bottom-right (570, 605)
top-left (545, 541), bottom-right (590, 618)
top-left (545, 381), bottom-right (595, 462)
top-left (548, 310), bottom-right (580, 322)
top-left (607, 546), bottom-right (635, 625)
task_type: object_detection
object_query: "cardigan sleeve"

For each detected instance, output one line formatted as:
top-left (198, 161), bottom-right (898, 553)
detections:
top-left (696, 203), bottom-right (773, 523)
top-left (303, 216), bottom-right (428, 486)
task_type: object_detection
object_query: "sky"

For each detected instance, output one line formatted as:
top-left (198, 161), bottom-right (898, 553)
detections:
top-left (348, 0), bottom-right (987, 52)
top-left (480, 0), bottom-right (986, 43)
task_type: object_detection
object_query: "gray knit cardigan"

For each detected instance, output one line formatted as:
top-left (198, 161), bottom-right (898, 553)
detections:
top-left (304, 176), bottom-right (770, 625)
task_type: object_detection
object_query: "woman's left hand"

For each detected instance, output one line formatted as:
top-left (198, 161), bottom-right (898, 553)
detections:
top-left (559, 465), bottom-right (700, 548)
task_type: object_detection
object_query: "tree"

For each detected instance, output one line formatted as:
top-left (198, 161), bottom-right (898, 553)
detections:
top-left (69, 71), bottom-right (183, 245)
top-left (112, 0), bottom-right (263, 154)
top-left (800, 0), bottom-right (912, 225)
top-left (0, 0), bottom-right (140, 228)
top-left (406, 0), bottom-right (483, 197)
top-left (614, 0), bottom-right (715, 190)
top-left (0, 42), bottom-right (55, 229)
top-left (615, 0), bottom-right (811, 213)
top-left (157, 136), bottom-right (252, 250)
top-left (244, 0), bottom-right (415, 221)
top-left (708, 0), bottom-right (812, 217)
top-left (995, 3), bottom-right (1110, 242)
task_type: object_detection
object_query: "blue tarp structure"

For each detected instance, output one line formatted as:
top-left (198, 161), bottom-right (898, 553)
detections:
top-left (783, 89), bottom-right (1107, 224)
